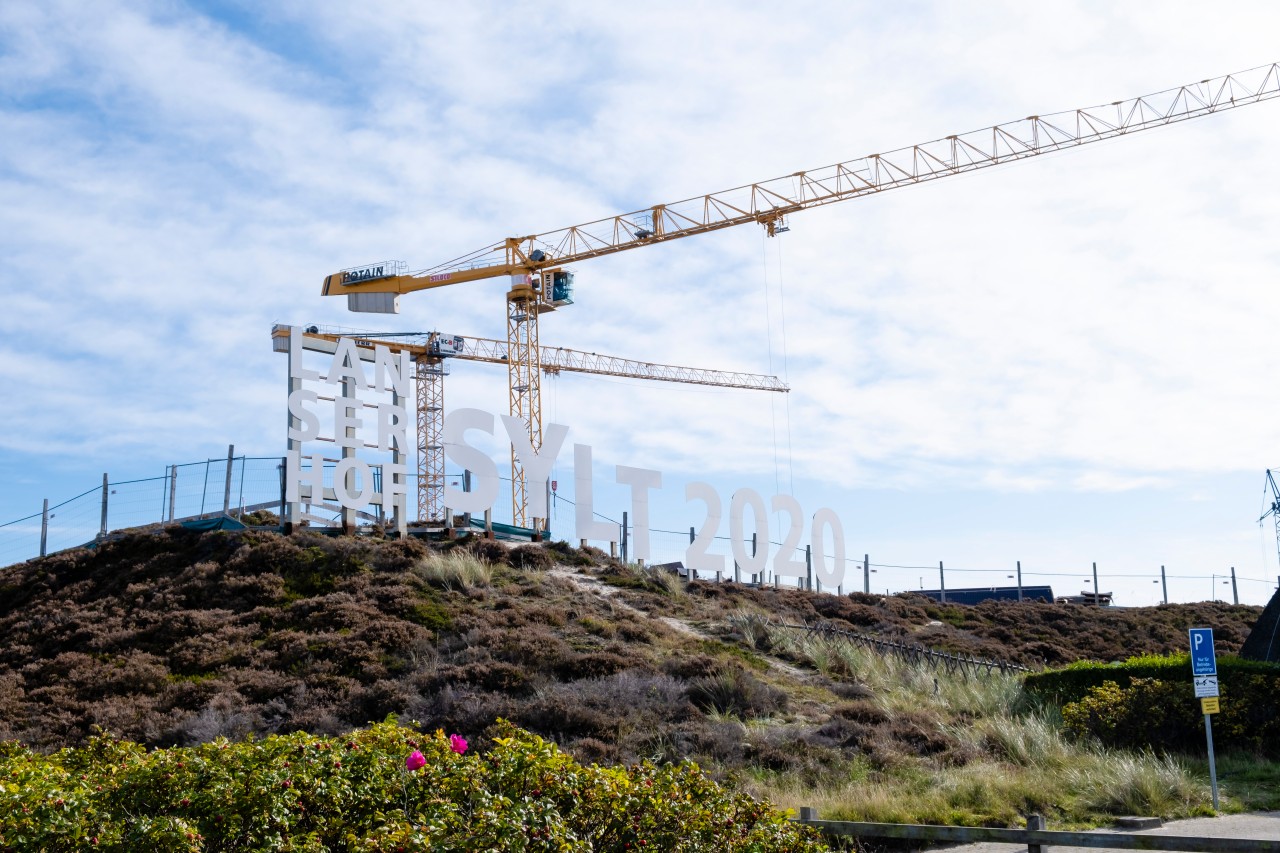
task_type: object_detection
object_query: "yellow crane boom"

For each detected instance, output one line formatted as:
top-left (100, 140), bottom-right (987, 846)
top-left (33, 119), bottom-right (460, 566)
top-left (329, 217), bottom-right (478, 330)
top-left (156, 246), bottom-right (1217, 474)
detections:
top-left (325, 63), bottom-right (1280, 299)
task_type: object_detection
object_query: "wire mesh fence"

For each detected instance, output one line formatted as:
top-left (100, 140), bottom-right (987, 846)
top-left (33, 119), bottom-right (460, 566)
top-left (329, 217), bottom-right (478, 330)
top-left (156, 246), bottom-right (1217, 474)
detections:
top-left (2, 463), bottom-right (1279, 607)
top-left (0, 456), bottom-right (292, 568)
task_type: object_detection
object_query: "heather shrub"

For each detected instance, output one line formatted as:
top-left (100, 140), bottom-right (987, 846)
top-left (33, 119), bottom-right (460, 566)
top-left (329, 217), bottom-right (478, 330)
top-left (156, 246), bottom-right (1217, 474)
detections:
top-left (686, 669), bottom-right (788, 718)
top-left (508, 543), bottom-right (556, 571)
top-left (545, 540), bottom-right (598, 567)
top-left (464, 536), bottom-right (509, 565)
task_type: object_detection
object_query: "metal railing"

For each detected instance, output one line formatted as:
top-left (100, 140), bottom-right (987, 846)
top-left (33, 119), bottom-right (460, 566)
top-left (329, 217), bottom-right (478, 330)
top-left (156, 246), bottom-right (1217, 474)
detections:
top-left (793, 812), bottom-right (1279, 852)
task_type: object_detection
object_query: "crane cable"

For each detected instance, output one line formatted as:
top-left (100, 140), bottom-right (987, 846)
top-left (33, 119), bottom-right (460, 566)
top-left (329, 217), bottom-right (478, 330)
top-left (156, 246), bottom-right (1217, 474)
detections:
top-left (776, 234), bottom-right (795, 495)
top-left (761, 232), bottom-right (796, 497)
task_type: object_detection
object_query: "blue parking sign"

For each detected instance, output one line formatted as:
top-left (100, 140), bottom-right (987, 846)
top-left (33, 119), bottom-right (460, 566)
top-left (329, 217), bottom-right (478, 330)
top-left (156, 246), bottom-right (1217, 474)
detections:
top-left (1189, 628), bottom-right (1217, 676)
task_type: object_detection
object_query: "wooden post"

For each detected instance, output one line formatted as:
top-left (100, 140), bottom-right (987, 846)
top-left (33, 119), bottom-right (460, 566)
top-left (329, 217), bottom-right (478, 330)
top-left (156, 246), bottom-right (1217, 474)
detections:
top-left (1026, 813), bottom-right (1045, 853)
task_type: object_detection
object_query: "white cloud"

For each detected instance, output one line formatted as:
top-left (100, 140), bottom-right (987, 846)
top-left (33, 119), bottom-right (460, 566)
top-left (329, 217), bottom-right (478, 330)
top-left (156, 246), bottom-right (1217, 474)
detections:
top-left (4, 0), bottom-right (1280, 600)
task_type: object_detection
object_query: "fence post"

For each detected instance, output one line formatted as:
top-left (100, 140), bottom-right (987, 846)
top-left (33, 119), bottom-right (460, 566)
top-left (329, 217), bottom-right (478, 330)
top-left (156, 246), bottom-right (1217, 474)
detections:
top-left (1026, 813), bottom-right (1045, 853)
top-left (99, 473), bottom-right (109, 539)
top-left (199, 460), bottom-right (211, 517)
top-left (806, 545), bottom-right (814, 591)
top-left (1092, 561), bottom-right (1099, 604)
top-left (939, 561), bottom-right (946, 604)
top-left (621, 512), bottom-right (628, 563)
top-left (222, 444), bottom-right (235, 515)
top-left (1230, 566), bottom-right (1238, 605)
top-left (170, 464), bottom-right (179, 522)
top-left (863, 554), bottom-right (870, 594)
top-left (40, 498), bottom-right (49, 557)
top-left (1161, 565), bottom-right (1168, 605)
top-left (278, 457), bottom-right (288, 533)
top-left (1016, 560), bottom-right (1023, 602)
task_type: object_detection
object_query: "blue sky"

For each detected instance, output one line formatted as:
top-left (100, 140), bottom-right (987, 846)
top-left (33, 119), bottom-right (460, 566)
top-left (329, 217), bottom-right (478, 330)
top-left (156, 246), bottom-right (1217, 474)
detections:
top-left (3, 1), bottom-right (1280, 606)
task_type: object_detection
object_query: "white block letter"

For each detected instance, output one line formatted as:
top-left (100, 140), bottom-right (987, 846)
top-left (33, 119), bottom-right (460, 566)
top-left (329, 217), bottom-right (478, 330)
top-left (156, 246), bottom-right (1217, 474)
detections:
top-left (811, 508), bottom-right (847, 589)
top-left (334, 394), bottom-right (364, 450)
top-left (574, 444), bottom-right (616, 543)
top-left (377, 403), bottom-right (408, 452)
top-left (374, 345), bottom-right (410, 396)
top-left (442, 408), bottom-right (499, 514)
top-left (616, 465), bottom-right (662, 562)
top-left (501, 416), bottom-right (568, 518)
top-left (334, 457), bottom-right (374, 510)
top-left (288, 329), bottom-right (321, 382)
top-left (285, 451), bottom-right (326, 502)
top-left (327, 338), bottom-right (369, 390)
top-left (288, 389), bottom-right (320, 442)
top-left (731, 489), bottom-right (769, 578)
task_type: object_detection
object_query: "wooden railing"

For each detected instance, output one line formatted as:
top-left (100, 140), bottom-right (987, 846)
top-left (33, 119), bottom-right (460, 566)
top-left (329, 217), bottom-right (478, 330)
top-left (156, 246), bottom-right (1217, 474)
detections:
top-left (792, 811), bottom-right (1279, 852)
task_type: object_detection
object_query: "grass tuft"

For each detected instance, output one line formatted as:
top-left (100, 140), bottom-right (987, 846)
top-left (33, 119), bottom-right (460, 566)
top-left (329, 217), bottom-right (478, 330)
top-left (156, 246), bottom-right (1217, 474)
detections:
top-left (412, 551), bottom-right (492, 592)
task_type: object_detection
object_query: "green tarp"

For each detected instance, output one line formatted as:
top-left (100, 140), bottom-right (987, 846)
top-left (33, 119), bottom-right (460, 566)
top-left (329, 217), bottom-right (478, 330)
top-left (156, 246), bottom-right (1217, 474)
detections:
top-left (180, 515), bottom-right (248, 532)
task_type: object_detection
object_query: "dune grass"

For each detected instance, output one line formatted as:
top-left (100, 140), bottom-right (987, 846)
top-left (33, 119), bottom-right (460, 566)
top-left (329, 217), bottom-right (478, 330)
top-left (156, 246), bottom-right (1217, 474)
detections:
top-left (743, 620), bottom-right (1225, 827)
top-left (412, 550), bottom-right (492, 591)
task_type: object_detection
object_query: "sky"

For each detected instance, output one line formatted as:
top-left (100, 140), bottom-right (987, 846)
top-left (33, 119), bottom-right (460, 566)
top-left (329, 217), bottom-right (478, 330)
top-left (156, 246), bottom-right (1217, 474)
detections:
top-left (3, 0), bottom-right (1280, 607)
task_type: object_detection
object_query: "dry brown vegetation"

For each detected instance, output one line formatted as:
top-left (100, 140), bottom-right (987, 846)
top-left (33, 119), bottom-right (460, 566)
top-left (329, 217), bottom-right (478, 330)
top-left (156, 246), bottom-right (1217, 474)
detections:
top-left (0, 529), bottom-right (1263, 810)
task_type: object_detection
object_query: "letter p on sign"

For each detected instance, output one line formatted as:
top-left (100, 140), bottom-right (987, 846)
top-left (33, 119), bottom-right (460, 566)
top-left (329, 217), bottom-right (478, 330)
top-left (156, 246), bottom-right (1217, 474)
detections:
top-left (1188, 628), bottom-right (1217, 677)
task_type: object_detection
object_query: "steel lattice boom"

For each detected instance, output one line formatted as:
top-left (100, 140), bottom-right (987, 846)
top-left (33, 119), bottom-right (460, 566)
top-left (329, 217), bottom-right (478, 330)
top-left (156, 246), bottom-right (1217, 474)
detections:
top-left (298, 328), bottom-right (787, 523)
top-left (325, 63), bottom-right (1280, 297)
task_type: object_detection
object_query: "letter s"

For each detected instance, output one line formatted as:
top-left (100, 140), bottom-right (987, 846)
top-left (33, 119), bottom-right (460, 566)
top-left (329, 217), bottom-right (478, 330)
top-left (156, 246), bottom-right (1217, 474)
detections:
top-left (442, 408), bottom-right (499, 514)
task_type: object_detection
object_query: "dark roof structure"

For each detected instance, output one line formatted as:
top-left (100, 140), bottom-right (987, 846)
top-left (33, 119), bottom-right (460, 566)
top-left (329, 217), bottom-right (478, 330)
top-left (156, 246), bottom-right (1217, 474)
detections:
top-left (916, 586), bottom-right (1054, 605)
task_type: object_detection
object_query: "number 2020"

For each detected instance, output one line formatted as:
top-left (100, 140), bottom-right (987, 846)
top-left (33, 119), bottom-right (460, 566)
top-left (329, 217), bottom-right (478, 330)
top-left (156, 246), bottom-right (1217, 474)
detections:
top-left (685, 483), bottom-right (847, 588)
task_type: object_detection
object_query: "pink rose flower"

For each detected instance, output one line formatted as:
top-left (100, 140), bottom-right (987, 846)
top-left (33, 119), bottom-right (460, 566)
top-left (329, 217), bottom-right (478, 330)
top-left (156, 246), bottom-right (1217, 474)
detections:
top-left (449, 734), bottom-right (468, 755)
top-left (405, 750), bottom-right (426, 771)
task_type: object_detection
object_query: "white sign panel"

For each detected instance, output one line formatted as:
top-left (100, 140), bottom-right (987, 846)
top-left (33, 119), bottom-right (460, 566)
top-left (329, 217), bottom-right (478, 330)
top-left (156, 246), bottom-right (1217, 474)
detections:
top-left (1193, 675), bottom-right (1220, 699)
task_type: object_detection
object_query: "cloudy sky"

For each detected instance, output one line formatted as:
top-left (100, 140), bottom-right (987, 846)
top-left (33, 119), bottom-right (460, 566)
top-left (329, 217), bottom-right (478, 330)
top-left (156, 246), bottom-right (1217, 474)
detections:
top-left (3, 0), bottom-right (1280, 605)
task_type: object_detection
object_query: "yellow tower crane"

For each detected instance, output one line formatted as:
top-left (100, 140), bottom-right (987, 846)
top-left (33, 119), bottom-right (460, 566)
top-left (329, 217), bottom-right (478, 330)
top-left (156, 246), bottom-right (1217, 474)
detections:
top-left (324, 63), bottom-right (1280, 527)
top-left (289, 327), bottom-right (788, 525)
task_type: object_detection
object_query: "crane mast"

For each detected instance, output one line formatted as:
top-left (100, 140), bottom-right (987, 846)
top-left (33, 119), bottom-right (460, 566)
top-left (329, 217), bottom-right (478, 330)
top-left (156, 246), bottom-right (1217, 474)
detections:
top-left (1260, 470), bottom-right (1280, 570)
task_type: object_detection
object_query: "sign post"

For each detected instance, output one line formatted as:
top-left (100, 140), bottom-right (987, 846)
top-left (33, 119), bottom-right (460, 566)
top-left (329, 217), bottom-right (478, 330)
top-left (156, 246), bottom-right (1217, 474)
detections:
top-left (1188, 628), bottom-right (1220, 810)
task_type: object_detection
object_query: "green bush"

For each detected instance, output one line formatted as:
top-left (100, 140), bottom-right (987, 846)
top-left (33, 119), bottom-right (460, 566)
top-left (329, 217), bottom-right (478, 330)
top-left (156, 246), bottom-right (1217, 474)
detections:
top-left (0, 719), bottom-right (826, 852)
top-left (1023, 653), bottom-right (1280, 707)
top-left (1041, 655), bottom-right (1280, 756)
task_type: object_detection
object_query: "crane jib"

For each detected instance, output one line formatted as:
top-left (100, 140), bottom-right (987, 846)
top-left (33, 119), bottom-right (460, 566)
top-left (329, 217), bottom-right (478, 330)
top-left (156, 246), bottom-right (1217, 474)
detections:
top-left (342, 266), bottom-right (389, 285)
